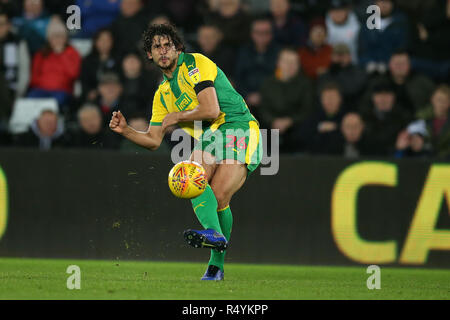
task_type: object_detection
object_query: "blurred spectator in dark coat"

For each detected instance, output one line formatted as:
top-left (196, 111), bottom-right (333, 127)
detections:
top-left (416, 84), bottom-right (450, 159)
top-left (92, 72), bottom-right (123, 121)
top-left (76, 0), bottom-right (121, 38)
top-left (394, 120), bottom-right (432, 158)
top-left (205, 0), bottom-right (251, 50)
top-left (325, 0), bottom-right (361, 64)
top-left (12, 0), bottom-right (50, 55)
top-left (358, 0), bottom-right (409, 74)
top-left (81, 28), bottom-right (120, 102)
top-left (13, 109), bottom-right (66, 150)
top-left (110, 0), bottom-right (148, 58)
top-left (359, 80), bottom-right (411, 156)
top-left (365, 50), bottom-right (435, 115)
top-left (195, 24), bottom-right (236, 80)
top-left (269, 0), bottom-right (308, 48)
top-left (409, 0), bottom-right (450, 82)
top-left (162, 0), bottom-right (203, 34)
top-left (290, 0), bottom-right (329, 19)
top-left (335, 112), bottom-right (376, 158)
top-left (27, 17), bottom-right (81, 110)
top-left (0, 0), bottom-right (20, 17)
top-left (44, 0), bottom-right (75, 18)
top-left (298, 18), bottom-right (333, 80)
top-left (67, 103), bottom-right (120, 149)
top-left (120, 51), bottom-right (158, 118)
top-left (235, 16), bottom-right (280, 109)
top-left (259, 47), bottom-right (313, 150)
top-left (0, 71), bottom-right (13, 129)
top-left (295, 82), bottom-right (347, 154)
top-left (318, 43), bottom-right (367, 107)
top-left (0, 10), bottom-right (30, 98)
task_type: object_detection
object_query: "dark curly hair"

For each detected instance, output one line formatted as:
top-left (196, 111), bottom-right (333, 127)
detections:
top-left (142, 23), bottom-right (185, 61)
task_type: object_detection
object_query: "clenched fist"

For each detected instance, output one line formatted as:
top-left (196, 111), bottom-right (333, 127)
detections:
top-left (109, 110), bottom-right (128, 134)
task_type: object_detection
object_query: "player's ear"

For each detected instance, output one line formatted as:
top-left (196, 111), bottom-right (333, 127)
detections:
top-left (147, 51), bottom-right (153, 60)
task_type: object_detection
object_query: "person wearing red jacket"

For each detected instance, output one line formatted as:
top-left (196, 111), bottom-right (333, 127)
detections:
top-left (298, 18), bottom-right (333, 80)
top-left (27, 17), bottom-right (81, 109)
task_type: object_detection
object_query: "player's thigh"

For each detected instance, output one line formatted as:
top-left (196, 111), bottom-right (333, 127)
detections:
top-left (189, 150), bottom-right (217, 183)
top-left (210, 160), bottom-right (247, 209)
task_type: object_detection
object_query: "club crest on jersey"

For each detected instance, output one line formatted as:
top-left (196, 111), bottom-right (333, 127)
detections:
top-left (188, 68), bottom-right (200, 84)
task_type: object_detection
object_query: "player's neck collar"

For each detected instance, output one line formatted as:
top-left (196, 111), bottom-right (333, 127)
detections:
top-left (163, 52), bottom-right (185, 81)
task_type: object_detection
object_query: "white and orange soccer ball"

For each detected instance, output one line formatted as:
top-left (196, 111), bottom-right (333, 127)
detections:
top-left (168, 161), bottom-right (207, 199)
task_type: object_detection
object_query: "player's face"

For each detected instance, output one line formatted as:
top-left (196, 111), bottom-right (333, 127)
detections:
top-left (149, 35), bottom-right (179, 71)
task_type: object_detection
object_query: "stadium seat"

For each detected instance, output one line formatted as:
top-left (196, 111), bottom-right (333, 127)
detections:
top-left (8, 98), bottom-right (59, 134)
top-left (70, 38), bottom-right (93, 57)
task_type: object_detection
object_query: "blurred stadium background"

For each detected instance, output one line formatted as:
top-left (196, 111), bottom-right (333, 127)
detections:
top-left (0, 0), bottom-right (449, 298)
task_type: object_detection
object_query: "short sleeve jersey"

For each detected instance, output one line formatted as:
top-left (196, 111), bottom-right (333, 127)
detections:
top-left (150, 52), bottom-right (256, 139)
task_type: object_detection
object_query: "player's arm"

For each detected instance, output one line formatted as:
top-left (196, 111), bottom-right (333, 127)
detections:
top-left (109, 111), bottom-right (163, 151)
top-left (161, 85), bottom-right (220, 131)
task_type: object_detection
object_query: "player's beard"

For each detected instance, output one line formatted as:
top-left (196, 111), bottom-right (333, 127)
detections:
top-left (158, 56), bottom-right (177, 71)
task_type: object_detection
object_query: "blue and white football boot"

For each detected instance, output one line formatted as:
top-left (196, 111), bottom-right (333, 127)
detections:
top-left (201, 265), bottom-right (224, 281)
top-left (183, 228), bottom-right (228, 252)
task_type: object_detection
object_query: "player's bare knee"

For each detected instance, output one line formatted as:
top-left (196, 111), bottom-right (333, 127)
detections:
top-left (210, 186), bottom-right (229, 208)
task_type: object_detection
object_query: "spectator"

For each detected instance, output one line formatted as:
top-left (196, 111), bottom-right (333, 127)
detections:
top-left (325, 0), bottom-right (361, 63)
top-left (290, 0), bottom-right (329, 20)
top-left (409, 0), bottom-right (450, 82)
top-left (120, 51), bottom-right (158, 118)
top-left (27, 17), bottom-right (81, 110)
top-left (359, 80), bottom-right (411, 156)
top-left (0, 72), bottom-right (13, 130)
top-left (205, 0), bottom-right (251, 50)
top-left (367, 50), bottom-right (435, 115)
top-left (13, 109), bottom-right (66, 150)
top-left (395, 120), bottom-right (432, 158)
top-left (94, 72), bottom-right (123, 120)
top-left (416, 84), bottom-right (450, 159)
top-left (76, 0), bottom-right (121, 38)
top-left (81, 28), bottom-right (120, 102)
top-left (269, 0), bottom-right (308, 48)
top-left (12, 0), bottom-right (50, 55)
top-left (318, 43), bottom-right (367, 106)
top-left (196, 24), bottom-right (236, 79)
top-left (44, 0), bottom-right (75, 18)
top-left (295, 82), bottom-right (347, 154)
top-left (259, 47), bottom-right (313, 150)
top-left (358, 0), bottom-right (409, 74)
top-left (0, 0), bottom-right (20, 18)
top-left (68, 104), bottom-right (120, 149)
top-left (0, 10), bottom-right (30, 98)
top-left (298, 18), bottom-right (333, 80)
top-left (235, 16), bottom-right (280, 109)
top-left (337, 112), bottom-right (376, 158)
top-left (110, 0), bottom-right (148, 58)
top-left (162, 0), bottom-right (203, 34)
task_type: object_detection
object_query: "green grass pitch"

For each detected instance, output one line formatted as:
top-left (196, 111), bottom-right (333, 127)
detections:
top-left (0, 258), bottom-right (448, 300)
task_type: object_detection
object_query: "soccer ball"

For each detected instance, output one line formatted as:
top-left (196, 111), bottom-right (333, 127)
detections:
top-left (168, 161), bottom-right (207, 199)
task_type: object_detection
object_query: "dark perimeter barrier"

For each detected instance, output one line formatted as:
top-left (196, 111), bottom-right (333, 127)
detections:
top-left (0, 149), bottom-right (449, 267)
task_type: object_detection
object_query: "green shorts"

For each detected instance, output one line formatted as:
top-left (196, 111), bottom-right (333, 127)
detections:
top-left (193, 120), bottom-right (263, 174)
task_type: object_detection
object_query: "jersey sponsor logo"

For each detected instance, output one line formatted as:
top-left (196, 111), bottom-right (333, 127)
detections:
top-left (188, 68), bottom-right (200, 84)
top-left (175, 92), bottom-right (193, 111)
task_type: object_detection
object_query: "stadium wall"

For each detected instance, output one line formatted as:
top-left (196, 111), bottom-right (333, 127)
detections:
top-left (0, 149), bottom-right (449, 268)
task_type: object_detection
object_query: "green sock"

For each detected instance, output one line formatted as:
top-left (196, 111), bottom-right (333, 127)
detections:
top-left (208, 206), bottom-right (233, 271)
top-left (191, 185), bottom-right (222, 234)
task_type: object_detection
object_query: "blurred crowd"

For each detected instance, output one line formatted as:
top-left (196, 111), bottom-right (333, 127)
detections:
top-left (0, 0), bottom-right (449, 160)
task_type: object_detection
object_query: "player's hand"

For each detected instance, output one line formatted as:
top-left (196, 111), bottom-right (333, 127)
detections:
top-left (162, 112), bottom-right (180, 133)
top-left (109, 110), bottom-right (128, 134)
